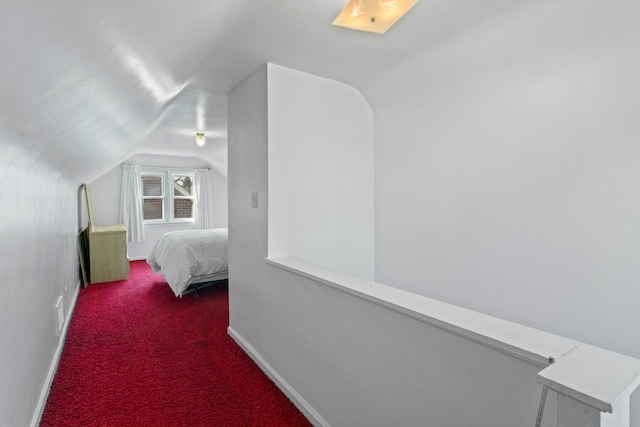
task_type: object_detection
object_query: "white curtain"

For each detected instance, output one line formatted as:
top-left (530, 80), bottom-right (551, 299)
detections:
top-left (119, 164), bottom-right (145, 242)
top-left (194, 168), bottom-right (215, 230)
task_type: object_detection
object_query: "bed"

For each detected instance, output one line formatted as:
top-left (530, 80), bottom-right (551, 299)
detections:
top-left (147, 228), bottom-right (228, 297)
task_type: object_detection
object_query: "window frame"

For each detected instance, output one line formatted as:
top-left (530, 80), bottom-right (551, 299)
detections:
top-left (141, 173), bottom-right (166, 223)
top-left (140, 167), bottom-right (196, 225)
top-left (170, 173), bottom-right (196, 223)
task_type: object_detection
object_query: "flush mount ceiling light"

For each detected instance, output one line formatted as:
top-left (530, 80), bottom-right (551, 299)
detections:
top-left (195, 132), bottom-right (206, 147)
top-left (332, 0), bottom-right (419, 34)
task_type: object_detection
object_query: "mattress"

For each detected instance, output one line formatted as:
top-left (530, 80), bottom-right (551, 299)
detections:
top-left (147, 228), bottom-right (228, 296)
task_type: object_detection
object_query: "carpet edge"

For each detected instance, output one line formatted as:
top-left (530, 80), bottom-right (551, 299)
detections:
top-left (226, 326), bottom-right (329, 427)
top-left (31, 280), bottom-right (81, 427)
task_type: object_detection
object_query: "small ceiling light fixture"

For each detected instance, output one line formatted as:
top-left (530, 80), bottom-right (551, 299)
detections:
top-left (333, 0), bottom-right (419, 34)
top-left (195, 132), bottom-right (206, 147)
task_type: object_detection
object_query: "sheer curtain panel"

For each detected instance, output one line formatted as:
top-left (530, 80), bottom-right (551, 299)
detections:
top-left (119, 164), bottom-right (145, 242)
top-left (194, 168), bottom-right (215, 230)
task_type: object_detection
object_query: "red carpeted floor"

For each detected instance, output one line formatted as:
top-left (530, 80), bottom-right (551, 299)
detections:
top-left (41, 260), bottom-right (311, 427)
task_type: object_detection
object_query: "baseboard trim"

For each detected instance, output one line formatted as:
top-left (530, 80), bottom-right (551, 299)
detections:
top-left (30, 280), bottom-right (81, 427)
top-left (227, 326), bottom-right (329, 427)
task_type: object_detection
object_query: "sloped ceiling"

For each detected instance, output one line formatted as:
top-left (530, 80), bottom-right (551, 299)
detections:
top-left (1, 0), bottom-right (523, 182)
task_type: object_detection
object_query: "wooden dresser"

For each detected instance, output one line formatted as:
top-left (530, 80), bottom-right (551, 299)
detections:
top-left (82, 184), bottom-right (129, 284)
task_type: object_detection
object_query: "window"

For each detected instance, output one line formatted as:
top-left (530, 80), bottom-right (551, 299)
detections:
top-left (172, 174), bottom-right (194, 220)
top-left (141, 169), bottom-right (195, 223)
top-left (142, 174), bottom-right (164, 220)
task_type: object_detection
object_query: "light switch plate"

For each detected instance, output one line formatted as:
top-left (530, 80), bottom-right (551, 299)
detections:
top-left (252, 191), bottom-right (258, 208)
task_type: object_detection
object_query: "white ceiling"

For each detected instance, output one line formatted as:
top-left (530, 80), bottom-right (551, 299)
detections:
top-left (0, 0), bottom-right (523, 182)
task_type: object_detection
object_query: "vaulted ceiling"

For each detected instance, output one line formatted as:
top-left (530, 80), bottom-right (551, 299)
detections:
top-left (1, 0), bottom-right (523, 182)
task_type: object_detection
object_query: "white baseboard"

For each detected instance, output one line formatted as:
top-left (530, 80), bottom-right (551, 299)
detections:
top-left (227, 326), bottom-right (329, 427)
top-left (30, 280), bottom-right (81, 427)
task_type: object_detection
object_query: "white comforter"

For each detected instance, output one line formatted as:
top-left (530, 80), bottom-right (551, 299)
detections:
top-left (147, 228), bottom-right (228, 296)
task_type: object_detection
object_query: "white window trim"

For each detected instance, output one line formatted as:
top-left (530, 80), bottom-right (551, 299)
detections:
top-left (141, 167), bottom-right (196, 225)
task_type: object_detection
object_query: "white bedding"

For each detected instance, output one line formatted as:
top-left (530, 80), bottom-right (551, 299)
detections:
top-left (147, 228), bottom-right (228, 297)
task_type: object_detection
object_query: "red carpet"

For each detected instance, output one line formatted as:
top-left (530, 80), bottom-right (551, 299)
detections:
top-left (41, 260), bottom-right (311, 427)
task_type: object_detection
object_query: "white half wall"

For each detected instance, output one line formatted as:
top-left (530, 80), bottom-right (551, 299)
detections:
top-left (230, 260), bottom-right (560, 427)
top-left (88, 154), bottom-right (228, 260)
top-left (369, 0), bottom-right (640, 422)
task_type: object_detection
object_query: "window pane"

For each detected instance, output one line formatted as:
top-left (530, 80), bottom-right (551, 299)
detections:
top-left (173, 175), bottom-right (193, 197)
top-left (174, 199), bottom-right (194, 219)
top-left (143, 198), bottom-right (163, 220)
top-left (142, 175), bottom-right (163, 197)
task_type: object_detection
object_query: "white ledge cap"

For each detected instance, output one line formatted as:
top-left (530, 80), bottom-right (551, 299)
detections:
top-left (537, 343), bottom-right (640, 413)
top-left (266, 257), bottom-right (580, 366)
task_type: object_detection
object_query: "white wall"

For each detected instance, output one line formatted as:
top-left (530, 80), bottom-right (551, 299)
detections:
top-left (0, 141), bottom-right (78, 427)
top-left (89, 154), bottom-right (229, 260)
top-left (209, 168), bottom-right (229, 230)
top-left (267, 63), bottom-right (375, 279)
top-left (369, 0), bottom-right (640, 421)
top-left (228, 64), bottom-right (563, 427)
top-left (227, 64), bottom-right (270, 347)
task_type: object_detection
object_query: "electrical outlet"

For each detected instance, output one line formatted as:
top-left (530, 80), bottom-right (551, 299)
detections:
top-left (55, 296), bottom-right (64, 337)
top-left (252, 191), bottom-right (259, 208)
